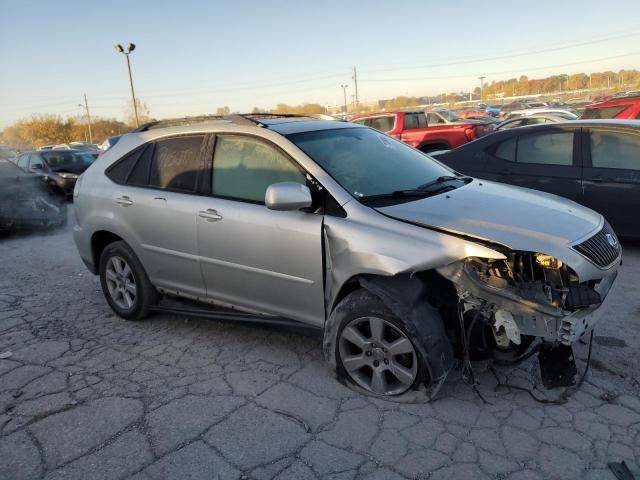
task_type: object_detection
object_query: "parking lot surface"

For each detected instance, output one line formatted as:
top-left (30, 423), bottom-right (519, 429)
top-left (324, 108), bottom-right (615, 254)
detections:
top-left (1, 217), bottom-right (639, 480)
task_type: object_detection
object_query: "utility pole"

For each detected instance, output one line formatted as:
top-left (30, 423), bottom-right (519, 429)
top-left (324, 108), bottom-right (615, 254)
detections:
top-left (78, 93), bottom-right (93, 144)
top-left (352, 67), bottom-right (359, 110)
top-left (340, 84), bottom-right (349, 114)
top-left (478, 76), bottom-right (486, 102)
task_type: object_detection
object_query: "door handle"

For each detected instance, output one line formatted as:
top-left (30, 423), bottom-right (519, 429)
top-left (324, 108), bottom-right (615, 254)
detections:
top-left (115, 195), bottom-right (133, 207)
top-left (198, 209), bottom-right (223, 221)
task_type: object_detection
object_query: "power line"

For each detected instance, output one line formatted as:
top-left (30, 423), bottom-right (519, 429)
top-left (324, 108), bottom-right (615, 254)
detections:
top-left (359, 30), bottom-right (640, 74)
top-left (361, 52), bottom-right (640, 83)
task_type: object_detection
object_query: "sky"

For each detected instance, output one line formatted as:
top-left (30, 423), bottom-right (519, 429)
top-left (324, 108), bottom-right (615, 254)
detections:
top-left (1, 0), bottom-right (640, 128)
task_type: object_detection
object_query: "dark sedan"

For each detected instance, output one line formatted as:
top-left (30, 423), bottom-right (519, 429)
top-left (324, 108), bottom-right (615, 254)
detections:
top-left (432, 120), bottom-right (640, 238)
top-left (14, 149), bottom-right (95, 196)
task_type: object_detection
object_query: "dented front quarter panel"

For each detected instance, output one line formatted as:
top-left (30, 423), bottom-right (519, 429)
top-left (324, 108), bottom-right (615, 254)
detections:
top-left (323, 204), bottom-right (505, 313)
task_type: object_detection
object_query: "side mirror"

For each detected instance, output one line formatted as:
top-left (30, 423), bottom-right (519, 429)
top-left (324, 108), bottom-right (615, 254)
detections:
top-left (265, 182), bottom-right (312, 211)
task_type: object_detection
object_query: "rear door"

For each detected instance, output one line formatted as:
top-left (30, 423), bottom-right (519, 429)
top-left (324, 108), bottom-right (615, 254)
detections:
top-left (581, 127), bottom-right (640, 237)
top-left (105, 135), bottom-right (208, 296)
top-left (196, 134), bottom-right (325, 325)
top-left (484, 127), bottom-right (582, 201)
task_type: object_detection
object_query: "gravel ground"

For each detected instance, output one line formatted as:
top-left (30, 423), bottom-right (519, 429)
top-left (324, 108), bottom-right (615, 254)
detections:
top-left (1, 212), bottom-right (639, 480)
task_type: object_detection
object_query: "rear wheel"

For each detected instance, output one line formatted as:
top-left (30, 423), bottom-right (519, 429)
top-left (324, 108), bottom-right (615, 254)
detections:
top-left (99, 241), bottom-right (158, 320)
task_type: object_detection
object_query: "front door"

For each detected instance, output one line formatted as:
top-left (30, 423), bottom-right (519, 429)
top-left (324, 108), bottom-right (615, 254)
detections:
top-left (196, 134), bottom-right (325, 326)
top-left (582, 127), bottom-right (640, 237)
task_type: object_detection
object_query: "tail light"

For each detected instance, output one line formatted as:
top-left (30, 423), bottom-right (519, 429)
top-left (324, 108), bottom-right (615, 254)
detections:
top-left (464, 127), bottom-right (477, 141)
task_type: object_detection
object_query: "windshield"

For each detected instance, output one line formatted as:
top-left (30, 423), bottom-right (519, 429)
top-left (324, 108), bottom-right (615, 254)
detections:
top-left (435, 109), bottom-right (462, 122)
top-left (41, 151), bottom-right (95, 168)
top-left (288, 127), bottom-right (454, 199)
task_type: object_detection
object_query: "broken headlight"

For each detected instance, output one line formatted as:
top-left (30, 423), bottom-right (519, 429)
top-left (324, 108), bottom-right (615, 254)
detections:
top-left (534, 254), bottom-right (563, 269)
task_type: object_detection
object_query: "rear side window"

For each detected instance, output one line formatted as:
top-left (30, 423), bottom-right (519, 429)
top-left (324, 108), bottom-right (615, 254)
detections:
top-left (366, 116), bottom-right (395, 132)
top-left (581, 105), bottom-right (628, 119)
top-left (590, 130), bottom-right (640, 171)
top-left (212, 135), bottom-right (306, 203)
top-left (149, 136), bottom-right (204, 192)
top-left (403, 113), bottom-right (427, 130)
top-left (517, 131), bottom-right (574, 166)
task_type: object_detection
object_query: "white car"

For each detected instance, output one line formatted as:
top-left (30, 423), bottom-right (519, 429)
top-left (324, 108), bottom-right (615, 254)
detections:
top-left (505, 108), bottom-right (578, 120)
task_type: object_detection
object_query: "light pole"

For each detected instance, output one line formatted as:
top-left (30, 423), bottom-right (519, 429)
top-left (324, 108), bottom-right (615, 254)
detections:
top-left (115, 43), bottom-right (139, 128)
top-left (340, 84), bottom-right (348, 114)
top-left (478, 76), bottom-right (486, 102)
top-left (78, 93), bottom-right (93, 144)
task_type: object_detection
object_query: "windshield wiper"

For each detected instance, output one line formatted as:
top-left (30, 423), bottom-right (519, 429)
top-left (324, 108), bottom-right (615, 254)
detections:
top-left (416, 175), bottom-right (471, 191)
top-left (359, 176), bottom-right (472, 204)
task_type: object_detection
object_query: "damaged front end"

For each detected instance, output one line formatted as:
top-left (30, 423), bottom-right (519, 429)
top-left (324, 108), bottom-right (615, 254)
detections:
top-left (438, 252), bottom-right (617, 348)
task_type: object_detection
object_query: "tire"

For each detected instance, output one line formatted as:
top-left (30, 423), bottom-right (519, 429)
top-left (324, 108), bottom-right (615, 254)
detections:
top-left (419, 144), bottom-right (447, 154)
top-left (99, 241), bottom-right (158, 320)
top-left (333, 289), bottom-right (424, 396)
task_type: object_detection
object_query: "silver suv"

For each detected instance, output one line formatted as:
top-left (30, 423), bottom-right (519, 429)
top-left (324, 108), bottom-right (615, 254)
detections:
top-left (73, 114), bottom-right (620, 397)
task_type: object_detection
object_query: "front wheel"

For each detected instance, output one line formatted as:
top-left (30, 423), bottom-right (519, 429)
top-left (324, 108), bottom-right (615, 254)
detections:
top-left (334, 290), bottom-right (423, 396)
top-left (99, 241), bottom-right (158, 320)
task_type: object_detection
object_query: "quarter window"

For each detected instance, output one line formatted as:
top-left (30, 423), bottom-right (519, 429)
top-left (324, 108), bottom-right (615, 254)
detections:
top-left (212, 135), bottom-right (306, 203)
top-left (149, 136), bottom-right (203, 192)
top-left (590, 130), bottom-right (640, 171)
top-left (494, 137), bottom-right (516, 161)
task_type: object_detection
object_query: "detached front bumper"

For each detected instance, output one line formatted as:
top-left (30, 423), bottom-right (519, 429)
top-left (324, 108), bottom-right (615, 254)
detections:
top-left (438, 262), bottom-right (618, 346)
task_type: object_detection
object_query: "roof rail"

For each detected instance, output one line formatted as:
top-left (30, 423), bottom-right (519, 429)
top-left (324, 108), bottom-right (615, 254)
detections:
top-left (133, 113), bottom-right (335, 132)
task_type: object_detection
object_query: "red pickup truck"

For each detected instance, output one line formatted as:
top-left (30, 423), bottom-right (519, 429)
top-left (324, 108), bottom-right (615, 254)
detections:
top-left (351, 110), bottom-right (494, 152)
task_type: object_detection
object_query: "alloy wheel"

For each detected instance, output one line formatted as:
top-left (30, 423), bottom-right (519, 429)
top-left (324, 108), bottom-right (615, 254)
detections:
top-left (105, 256), bottom-right (137, 310)
top-left (338, 316), bottom-right (418, 395)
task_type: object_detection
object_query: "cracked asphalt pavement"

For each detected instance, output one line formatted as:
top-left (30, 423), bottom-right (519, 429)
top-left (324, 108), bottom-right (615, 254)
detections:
top-left (1, 213), bottom-right (640, 480)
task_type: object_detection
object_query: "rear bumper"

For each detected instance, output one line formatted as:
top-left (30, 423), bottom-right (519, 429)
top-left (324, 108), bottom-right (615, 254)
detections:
top-left (73, 224), bottom-right (97, 274)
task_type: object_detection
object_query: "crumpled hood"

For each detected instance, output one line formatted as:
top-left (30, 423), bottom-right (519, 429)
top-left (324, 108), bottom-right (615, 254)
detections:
top-left (376, 180), bottom-right (602, 254)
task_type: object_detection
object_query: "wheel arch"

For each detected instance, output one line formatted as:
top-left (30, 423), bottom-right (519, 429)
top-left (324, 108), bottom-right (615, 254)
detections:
top-left (91, 230), bottom-right (125, 274)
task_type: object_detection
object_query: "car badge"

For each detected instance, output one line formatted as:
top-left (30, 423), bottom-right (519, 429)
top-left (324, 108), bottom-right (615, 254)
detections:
top-left (605, 233), bottom-right (618, 248)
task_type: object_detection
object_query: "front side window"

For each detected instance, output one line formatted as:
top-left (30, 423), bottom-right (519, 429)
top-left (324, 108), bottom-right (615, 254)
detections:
top-left (590, 130), bottom-right (640, 171)
top-left (517, 131), bottom-right (574, 166)
top-left (212, 135), bottom-right (306, 203)
top-left (288, 127), bottom-right (453, 199)
top-left (149, 136), bottom-right (203, 192)
top-left (28, 153), bottom-right (44, 169)
top-left (426, 112), bottom-right (446, 125)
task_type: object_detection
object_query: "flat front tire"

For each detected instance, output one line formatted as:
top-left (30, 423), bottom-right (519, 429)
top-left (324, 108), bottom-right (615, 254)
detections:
top-left (334, 290), bottom-right (423, 396)
top-left (99, 241), bottom-right (158, 320)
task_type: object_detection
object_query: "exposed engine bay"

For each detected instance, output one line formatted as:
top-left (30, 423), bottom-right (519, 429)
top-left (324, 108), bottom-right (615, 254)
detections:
top-left (438, 253), bottom-right (614, 348)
